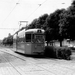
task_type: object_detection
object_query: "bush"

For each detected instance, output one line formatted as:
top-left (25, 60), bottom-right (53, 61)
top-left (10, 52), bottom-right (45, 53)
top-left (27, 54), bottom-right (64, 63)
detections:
top-left (44, 46), bottom-right (72, 60)
top-left (44, 46), bottom-right (56, 58)
top-left (55, 47), bottom-right (72, 60)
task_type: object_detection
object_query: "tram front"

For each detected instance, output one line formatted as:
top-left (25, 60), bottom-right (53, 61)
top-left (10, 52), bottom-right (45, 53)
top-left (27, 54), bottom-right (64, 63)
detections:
top-left (32, 29), bottom-right (45, 55)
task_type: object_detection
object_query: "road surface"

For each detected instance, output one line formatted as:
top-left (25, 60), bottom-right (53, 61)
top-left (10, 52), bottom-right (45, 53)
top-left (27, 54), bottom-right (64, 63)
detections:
top-left (0, 47), bottom-right (75, 75)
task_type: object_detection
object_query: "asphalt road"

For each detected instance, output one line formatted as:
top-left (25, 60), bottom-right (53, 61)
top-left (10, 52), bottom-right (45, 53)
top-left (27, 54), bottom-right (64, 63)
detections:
top-left (0, 46), bottom-right (75, 75)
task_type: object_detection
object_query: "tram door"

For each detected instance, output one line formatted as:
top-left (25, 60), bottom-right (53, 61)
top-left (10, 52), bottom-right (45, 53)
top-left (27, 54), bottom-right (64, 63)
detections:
top-left (25, 33), bottom-right (32, 54)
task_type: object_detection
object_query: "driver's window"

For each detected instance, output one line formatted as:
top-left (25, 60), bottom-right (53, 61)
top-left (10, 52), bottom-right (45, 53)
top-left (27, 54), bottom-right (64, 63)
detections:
top-left (26, 34), bottom-right (31, 42)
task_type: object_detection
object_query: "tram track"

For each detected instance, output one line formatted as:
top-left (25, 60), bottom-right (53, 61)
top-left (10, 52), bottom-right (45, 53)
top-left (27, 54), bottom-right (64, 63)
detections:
top-left (0, 48), bottom-right (59, 75)
top-left (1, 53), bottom-right (22, 75)
top-left (0, 48), bottom-right (39, 64)
top-left (0, 48), bottom-right (57, 75)
top-left (0, 48), bottom-right (75, 75)
top-left (0, 48), bottom-right (26, 62)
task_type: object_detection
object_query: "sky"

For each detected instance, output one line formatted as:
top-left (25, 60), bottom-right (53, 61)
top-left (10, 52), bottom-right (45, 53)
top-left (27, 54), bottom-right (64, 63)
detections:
top-left (0, 0), bottom-right (72, 40)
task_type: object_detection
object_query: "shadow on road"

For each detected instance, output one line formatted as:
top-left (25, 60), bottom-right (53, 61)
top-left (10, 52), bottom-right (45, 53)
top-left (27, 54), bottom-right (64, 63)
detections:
top-left (15, 51), bottom-right (59, 60)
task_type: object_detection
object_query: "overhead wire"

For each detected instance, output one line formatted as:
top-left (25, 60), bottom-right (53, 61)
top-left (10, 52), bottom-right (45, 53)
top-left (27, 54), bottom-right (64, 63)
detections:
top-left (0, 0), bottom-right (48, 30)
top-left (17, 0), bottom-right (20, 4)
top-left (26, 0), bottom-right (48, 20)
top-left (1, 5), bottom-right (16, 26)
top-left (1, 0), bottom-right (20, 26)
top-left (19, 0), bottom-right (48, 28)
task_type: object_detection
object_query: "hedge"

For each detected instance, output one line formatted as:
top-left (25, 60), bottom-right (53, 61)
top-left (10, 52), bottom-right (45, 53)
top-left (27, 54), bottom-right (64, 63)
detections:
top-left (44, 46), bottom-right (72, 60)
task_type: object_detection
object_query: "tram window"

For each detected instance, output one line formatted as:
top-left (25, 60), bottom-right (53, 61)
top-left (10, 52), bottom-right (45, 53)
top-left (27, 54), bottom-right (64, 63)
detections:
top-left (18, 38), bottom-right (25, 42)
top-left (35, 35), bottom-right (44, 43)
top-left (32, 34), bottom-right (44, 43)
top-left (26, 34), bottom-right (31, 42)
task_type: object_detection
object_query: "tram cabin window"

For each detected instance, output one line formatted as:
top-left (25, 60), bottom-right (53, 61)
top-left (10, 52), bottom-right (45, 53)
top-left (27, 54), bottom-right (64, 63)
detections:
top-left (26, 34), bottom-right (31, 42)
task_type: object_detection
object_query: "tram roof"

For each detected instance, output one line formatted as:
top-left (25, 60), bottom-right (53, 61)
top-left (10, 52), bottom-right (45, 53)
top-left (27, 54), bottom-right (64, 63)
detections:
top-left (13, 28), bottom-right (45, 36)
top-left (25, 29), bottom-right (45, 33)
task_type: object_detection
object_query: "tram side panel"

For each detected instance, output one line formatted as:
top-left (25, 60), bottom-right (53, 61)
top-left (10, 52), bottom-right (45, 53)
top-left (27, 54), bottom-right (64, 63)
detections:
top-left (16, 42), bottom-right (25, 53)
top-left (16, 29), bottom-right (26, 53)
top-left (25, 42), bottom-right (32, 54)
top-left (13, 34), bottom-right (17, 51)
top-left (15, 31), bottom-right (32, 54)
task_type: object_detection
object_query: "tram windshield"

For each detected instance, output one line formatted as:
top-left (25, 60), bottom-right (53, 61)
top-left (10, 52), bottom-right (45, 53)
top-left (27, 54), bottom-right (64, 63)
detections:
top-left (32, 34), bottom-right (44, 43)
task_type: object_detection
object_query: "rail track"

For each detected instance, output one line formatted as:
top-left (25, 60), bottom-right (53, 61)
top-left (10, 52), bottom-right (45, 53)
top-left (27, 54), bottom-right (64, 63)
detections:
top-left (0, 48), bottom-right (26, 61)
top-left (0, 47), bottom-right (38, 64)
top-left (0, 47), bottom-right (75, 75)
top-left (1, 51), bottom-right (22, 75)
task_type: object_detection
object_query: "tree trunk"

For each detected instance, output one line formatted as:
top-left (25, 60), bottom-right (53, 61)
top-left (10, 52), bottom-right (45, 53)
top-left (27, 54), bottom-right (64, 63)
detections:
top-left (47, 41), bottom-right (48, 46)
top-left (60, 40), bottom-right (62, 47)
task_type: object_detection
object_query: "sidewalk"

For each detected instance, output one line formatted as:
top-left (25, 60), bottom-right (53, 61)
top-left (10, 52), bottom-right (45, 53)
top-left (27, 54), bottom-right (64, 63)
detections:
top-left (0, 47), bottom-right (75, 75)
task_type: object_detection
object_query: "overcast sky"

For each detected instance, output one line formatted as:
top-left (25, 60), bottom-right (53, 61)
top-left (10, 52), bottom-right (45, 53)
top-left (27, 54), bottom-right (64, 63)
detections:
top-left (0, 0), bottom-right (72, 40)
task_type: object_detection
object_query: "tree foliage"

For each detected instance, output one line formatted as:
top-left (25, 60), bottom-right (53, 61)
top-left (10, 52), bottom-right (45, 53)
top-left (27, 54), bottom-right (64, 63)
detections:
top-left (36, 14), bottom-right (48, 29)
top-left (27, 19), bottom-right (38, 29)
top-left (3, 33), bottom-right (13, 46)
top-left (27, 5), bottom-right (75, 46)
top-left (25, 0), bottom-right (75, 46)
top-left (28, 14), bottom-right (48, 29)
top-left (3, 0), bottom-right (75, 47)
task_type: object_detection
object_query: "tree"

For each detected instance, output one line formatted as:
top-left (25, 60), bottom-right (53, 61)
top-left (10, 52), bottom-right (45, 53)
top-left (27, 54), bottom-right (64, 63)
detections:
top-left (59, 0), bottom-right (75, 41)
top-left (72, 0), bottom-right (75, 6)
top-left (36, 14), bottom-right (48, 29)
top-left (58, 10), bottom-right (69, 46)
top-left (45, 9), bottom-right (65, 46)
top-left (2, 37), bottom-right (8, 45)
top-left (28, 14), bottom-right (48, 29)
top-left (27, 1), bottom-right (75, 47)
top-left (7, 35), bottom-right (13, 46)
top-left (2, 33), bottom-right (13, 46)
top-left (61, 13), bottom-right (75, 40)
top-left (27, 19), bottom-right (38, 29)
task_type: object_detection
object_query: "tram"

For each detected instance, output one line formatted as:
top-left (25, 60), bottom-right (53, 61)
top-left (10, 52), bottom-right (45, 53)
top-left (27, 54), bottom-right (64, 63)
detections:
top-left (13, 28), bottom-right (45, 55)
